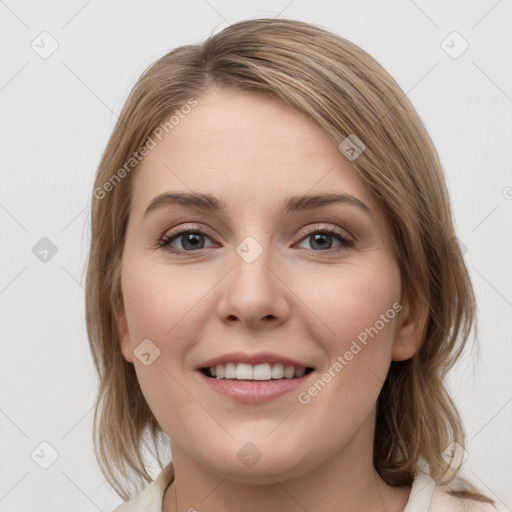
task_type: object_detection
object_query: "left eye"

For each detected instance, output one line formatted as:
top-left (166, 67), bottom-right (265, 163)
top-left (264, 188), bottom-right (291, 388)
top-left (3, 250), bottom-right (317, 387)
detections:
top-left (158, 226), bottom-right (355, 254)
top-left (296, 227), bottom-right (355, 251)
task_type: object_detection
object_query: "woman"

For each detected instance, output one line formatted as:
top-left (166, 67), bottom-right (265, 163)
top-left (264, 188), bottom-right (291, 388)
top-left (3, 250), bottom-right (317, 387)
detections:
top-left (86, 18), bottom-right (497, 511)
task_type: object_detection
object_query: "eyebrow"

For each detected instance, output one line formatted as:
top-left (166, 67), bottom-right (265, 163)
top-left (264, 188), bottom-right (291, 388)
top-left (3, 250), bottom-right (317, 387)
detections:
top-left (143, 191), bottom-right (372, 219)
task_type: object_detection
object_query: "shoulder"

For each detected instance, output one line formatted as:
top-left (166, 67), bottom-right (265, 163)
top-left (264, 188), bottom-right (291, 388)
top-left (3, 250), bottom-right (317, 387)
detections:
top-left (111, 463), bottom-right (175, 512)
top-left (430, 487), bottom-right (497, 511)
top-left (406, 471), bottom-right (498, 512)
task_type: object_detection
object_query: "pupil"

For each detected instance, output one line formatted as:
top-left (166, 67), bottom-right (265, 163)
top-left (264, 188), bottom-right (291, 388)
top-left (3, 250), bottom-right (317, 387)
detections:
top-left (311, 233), bottom-right (332, 250)
top-left (183, 233), bottom-right (204, 250)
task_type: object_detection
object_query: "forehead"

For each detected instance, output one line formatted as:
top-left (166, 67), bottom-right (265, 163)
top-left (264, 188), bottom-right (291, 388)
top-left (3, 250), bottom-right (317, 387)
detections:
top-left (130, 89), bottom-right (376, 216)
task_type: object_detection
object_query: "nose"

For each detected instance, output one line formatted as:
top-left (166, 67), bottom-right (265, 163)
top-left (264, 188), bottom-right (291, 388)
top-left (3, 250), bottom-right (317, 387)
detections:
top-left (216, 236), bottom-right (290, 330)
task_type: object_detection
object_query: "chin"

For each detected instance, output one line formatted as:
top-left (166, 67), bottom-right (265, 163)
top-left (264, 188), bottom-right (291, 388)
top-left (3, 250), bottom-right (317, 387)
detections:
top-left (197, 438), bottom-right (316, 484)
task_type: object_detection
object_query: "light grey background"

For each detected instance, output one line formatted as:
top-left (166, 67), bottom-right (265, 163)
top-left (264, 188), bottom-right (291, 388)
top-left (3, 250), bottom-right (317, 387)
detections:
top-left (1, 1), bottom-right (511, 510)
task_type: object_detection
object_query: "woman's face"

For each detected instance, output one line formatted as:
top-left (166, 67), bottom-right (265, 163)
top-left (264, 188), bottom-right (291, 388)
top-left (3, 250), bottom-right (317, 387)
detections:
top-left (118, 88), bottom-right (422, 482)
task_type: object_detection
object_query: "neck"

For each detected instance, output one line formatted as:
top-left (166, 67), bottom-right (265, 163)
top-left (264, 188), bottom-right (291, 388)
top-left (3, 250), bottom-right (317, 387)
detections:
top-left (162, 419), bottom-right (410, 512)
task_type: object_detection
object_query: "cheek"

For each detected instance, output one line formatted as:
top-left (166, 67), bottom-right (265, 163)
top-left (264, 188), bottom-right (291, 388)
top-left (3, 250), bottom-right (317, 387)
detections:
top-left (120, 260), bottom-right (211, 435)
top-left (303, 259), bottom-right (400, 337)
top-left (121, 258), bottom-right (214, 347)
top-left (297, 261), bottom-right (401, 391)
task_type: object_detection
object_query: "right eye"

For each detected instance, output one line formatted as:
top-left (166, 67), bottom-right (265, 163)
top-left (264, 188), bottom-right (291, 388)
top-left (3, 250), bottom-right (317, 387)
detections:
top-left (158, 228), bottom-right (216, 254)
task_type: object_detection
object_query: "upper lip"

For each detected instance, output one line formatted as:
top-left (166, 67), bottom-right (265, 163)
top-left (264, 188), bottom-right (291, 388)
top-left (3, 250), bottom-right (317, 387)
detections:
top-left (196, 351), bottom-right (314, 370)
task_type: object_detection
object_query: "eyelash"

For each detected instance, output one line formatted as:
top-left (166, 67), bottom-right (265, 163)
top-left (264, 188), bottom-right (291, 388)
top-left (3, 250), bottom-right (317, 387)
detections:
top-left (156, 224), bottom-right (355, 255)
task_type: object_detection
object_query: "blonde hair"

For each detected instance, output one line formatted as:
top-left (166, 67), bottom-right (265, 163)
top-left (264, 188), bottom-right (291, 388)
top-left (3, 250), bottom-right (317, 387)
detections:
top-left (85, 18), bottom-right (493, 504)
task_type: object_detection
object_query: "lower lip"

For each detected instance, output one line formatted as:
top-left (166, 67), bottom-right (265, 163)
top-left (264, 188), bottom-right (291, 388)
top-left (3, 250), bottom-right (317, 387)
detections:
top-left (197, 370), bottom-right (315, 404)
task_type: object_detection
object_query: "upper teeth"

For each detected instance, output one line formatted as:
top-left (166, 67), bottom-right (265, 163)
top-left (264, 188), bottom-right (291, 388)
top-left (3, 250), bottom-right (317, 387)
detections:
top-left (210, 363), bottom-right (307, 380)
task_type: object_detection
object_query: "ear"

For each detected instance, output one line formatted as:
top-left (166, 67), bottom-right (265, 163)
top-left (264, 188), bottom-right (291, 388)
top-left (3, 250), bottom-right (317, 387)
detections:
top-left (118, 301), bottom-right (134, 363)
top-left (391, 285), bottom-right (429, 361)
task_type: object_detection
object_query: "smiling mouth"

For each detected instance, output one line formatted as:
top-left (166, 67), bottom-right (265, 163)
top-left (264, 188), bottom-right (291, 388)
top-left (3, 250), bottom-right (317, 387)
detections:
top-left (200, 365), bottom-right (315, 380)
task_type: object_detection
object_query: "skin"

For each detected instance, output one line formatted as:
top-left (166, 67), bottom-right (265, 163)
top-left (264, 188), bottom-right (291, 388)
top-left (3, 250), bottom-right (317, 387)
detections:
top-left (118, 88), bottom-right (428, 512)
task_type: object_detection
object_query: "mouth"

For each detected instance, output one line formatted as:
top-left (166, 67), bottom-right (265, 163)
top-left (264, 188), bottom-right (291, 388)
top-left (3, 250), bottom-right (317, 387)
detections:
top-left (197, 362), bottom-right (317, 404)
top-left (199, 363), bottom-right (316, 381)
